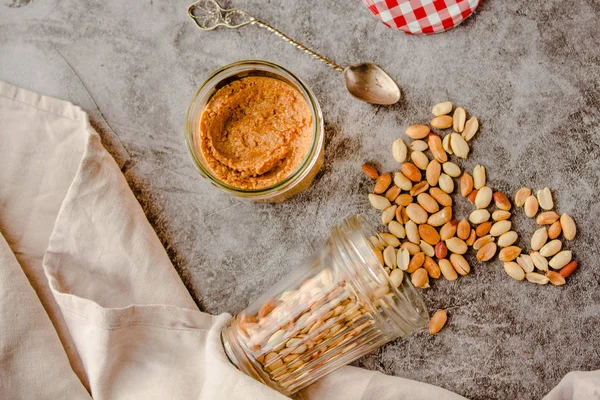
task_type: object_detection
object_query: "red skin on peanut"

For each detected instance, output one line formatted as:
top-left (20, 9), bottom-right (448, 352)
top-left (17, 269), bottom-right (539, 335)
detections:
top-left (559, 261), bottom-right (578, 278)
top-left (435, 242), bottom-right (448, 259)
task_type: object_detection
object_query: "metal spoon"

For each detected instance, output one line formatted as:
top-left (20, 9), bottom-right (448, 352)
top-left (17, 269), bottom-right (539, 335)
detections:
top-left (188, 0), bottom-right (401, 105)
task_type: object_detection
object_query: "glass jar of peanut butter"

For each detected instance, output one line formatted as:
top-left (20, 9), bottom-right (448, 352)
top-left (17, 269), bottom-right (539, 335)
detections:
top-left (221, 215), bottom-right (429, 395)
top-left (185, 60), bottom-right (324, 203)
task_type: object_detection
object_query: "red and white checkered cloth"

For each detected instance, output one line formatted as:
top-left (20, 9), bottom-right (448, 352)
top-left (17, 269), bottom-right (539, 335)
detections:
top-left (363, 0), bottom-right (481, 34)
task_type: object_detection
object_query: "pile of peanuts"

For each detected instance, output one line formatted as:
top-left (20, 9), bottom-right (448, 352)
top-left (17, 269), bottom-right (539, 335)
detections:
top-left (362, 101), bottom-right (579, 333)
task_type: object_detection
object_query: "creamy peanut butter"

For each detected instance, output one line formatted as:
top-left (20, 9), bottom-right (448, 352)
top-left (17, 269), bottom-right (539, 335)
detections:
top-left (199, 76), bottom-right (313, 190)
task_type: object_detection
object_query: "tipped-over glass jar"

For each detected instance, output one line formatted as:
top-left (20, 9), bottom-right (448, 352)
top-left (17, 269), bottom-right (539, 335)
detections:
top-left (221, 215), bottom-right (429, 396)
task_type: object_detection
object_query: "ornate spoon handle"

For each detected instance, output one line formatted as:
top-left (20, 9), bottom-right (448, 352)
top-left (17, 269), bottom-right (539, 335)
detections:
top-left (188, 0), bottom-right (344, 72)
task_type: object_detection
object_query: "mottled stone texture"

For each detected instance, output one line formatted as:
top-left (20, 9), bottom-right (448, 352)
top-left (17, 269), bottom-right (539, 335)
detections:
top-left (1, 1), bottom-right (599, 398)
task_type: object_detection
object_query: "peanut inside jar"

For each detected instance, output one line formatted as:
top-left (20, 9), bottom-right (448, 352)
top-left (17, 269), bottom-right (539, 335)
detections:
top-left (235, 268), bottom-right (389, 390)
top-left (199, 76), bottom-right (313, 190)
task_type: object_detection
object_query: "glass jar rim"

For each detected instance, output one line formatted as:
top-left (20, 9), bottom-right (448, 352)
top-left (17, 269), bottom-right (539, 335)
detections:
top-left (184, 60), bottom-right (324, 196)
top-left (331, 215), bottom-right (429, 336)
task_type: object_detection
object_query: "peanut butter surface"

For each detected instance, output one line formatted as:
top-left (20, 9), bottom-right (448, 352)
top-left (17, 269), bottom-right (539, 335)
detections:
top-left (199, 76), bottom-right (313, 190)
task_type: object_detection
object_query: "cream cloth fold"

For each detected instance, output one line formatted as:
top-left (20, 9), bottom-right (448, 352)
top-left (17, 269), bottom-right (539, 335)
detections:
top-left (0, 81), bottom-right (592, 399)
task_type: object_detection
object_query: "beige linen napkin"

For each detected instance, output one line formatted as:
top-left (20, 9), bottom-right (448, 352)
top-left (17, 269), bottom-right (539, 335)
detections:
top-left (10, 80), bottom-right (590, 399)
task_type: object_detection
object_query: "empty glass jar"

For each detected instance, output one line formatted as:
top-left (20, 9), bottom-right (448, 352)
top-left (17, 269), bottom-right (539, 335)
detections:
top-left (221, 215), bottom-right (429, 395)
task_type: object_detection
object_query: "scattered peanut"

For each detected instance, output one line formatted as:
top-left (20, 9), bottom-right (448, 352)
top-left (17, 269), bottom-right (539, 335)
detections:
top-left (381, 205), bottom-right (397, 225)
top-left (416, 194), bottom-right (438, 215)
top-left (393, 172), bottom-right (413, 191)
top-left (385, 185), bottom-right (401, 202)
top-left (453, 107), bottom-right (466, 132)
top-left (446, 237), bottom-right (468, 254)
top-left (473, 165), bottom-right (486, 189)
top-left (402, 163), bottom-right (422, 182)
top-left (460, 172), bottom-right (474, 197)
top-left (442, 134), bottom-right (453, 154)
top-left (462, 117), bottom-right (479, 141)
top-left (439, 259), bottom-right (457, 281)
top-left (419, 224), bottom-right (441, 245)
top-left (549, 250), bottom-right (572, 270)
top-left (504, 262), bottom-right (525, 281)
top-left (490, 220), bottom-right (511, 237)
top-left (537, 187), bottom-right (553, 210)
top-left (383, 246), bottom-right (396, 268)
top-left (411, 140), bottom-right (429, 152)
top-left (423, 256), bottom-right (441, 279)
top-left (467, 189), bottom-right (478, 204)
top-left (369, 194), bottom-right (391, 210)
top-left (427, 207), bottom-right (453, 227)
top-left (498, 246), bottom-right (522, 262)
top-left (477, 242), bottom-right (497, 261)
top-left (547, 271), bottom-right (566, 286)
top-left (514, 187), bottom-right (531, 207)
top-left (362, 163), bottom-right (379, 179)
top-left (406, 203), bottom-right (429, 224)
top-left (560, 214), bottom-right (576, 240)
top-left (388, 220), bottom-right (406, 239)
top-left (531, 252), bottom-right (549, 271)
top-left (428, 309), bottom-right (447, 334)
top-left (548, 221), bottom-right (562, 240)
top-left (426, 159), bottom-right (441, 186)
top-left (410, 181), bottom-right (430, 197)
top-left (411, 151), bottom-right (429, 170)
top-left (411, 268), bottom-right (429, 287)
top-left (493, 192), bottom-right (511, 211)
top-left (392, 138), bottom-right (408, 163)
top-left (428, 134), bottom-right (448, 163)
top-left (450, 254), bottom-right (470, 275)
top-left (559, 260), bottom-right (578, 278)
top-left (435, 241), bottom-right (448, 259)
top-left (397, 248), bottom-right (410, 271)
top-left (492, 210), bottom-right (511, 221)
top-left (442, 162), bottom-right (461, 178)
top-left (440, 220), bottom-right (458, 241)
top-left (438, 173), bottom-right (454, 194)
top-left (516, 255), bottom-right (534, 273)
top-left (457, 218), bottom-right (471, 240)
top-left (473, 235), bottom-right (494, 250)
top-left (429, 188), bottom-right (453, 207)
top-left (537, 211), bottom-right (560, 225)
top-left (525, 272), bottom-right (549, 285)
top-left (431, 115), bottom-right (453, 129)
top-left (469, 209), bottom-right (490, 224)
top-left (405, 220), bottom-right (420, 244)
top-left (475, 186), bottom-right (493, 209)
top-left (407, 252), bottom-right (425, 273)
top-left (432, 101), bottom-right (453, 116)
top-left (531, 227), bottom-right (548, 251)
top-left (465, 230), bottom-right (477, 247)
top-left (379, 233), bottom-right (400, 249)
top-left (524, 195), bottom-right (539, 218)
top-left (497, 231), bottom-right (518, 247)
top-left (395, 193), bottom-right (413, 206)
top-left (476, 221), bottom-right (492, 237)
top-left (405, 125), bottom-right (430, 140)
top-left (450, 133), bottom-right (469, 159)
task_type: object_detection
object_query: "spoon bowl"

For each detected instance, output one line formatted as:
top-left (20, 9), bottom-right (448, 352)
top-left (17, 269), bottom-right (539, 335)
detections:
top-left (343, 63), bottom-right (401, 105)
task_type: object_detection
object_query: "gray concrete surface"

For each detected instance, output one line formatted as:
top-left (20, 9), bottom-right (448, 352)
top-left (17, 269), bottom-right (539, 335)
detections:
top-left (1, 1), bottom-right (599, 398)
